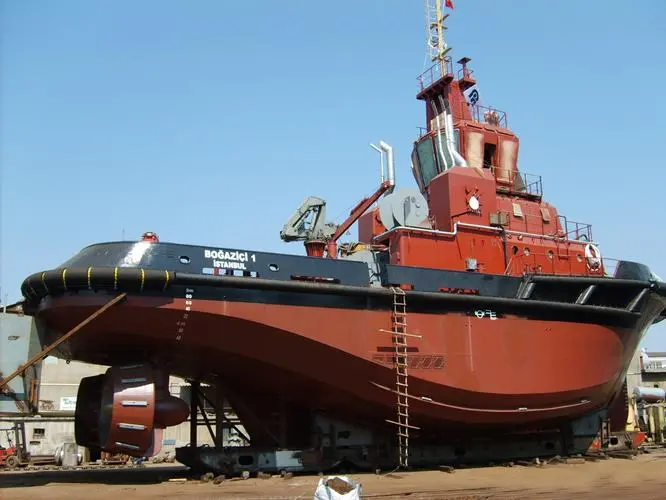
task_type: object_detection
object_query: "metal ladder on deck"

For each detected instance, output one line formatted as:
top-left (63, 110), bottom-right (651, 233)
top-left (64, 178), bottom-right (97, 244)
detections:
top-left (386, 287), bottom-right (420, 469)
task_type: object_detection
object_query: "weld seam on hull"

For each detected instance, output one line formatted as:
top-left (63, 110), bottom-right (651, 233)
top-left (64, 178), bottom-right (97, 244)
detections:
top-left (369, 381), bottom-right (592, 414)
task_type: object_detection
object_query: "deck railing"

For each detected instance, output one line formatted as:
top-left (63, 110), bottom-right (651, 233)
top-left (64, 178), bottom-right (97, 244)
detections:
top-left (557, 216), bottom-right (593, 243)
top-left (469, 105), bottom-right (508, 128)
top-left (417, 58), bottom-right (454, 91)
top-left (489, 167), bottom-right (542, 197)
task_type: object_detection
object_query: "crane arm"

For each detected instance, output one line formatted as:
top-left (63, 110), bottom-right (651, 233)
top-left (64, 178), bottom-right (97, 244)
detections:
top-left (280, 196), bottom-right (337, 243)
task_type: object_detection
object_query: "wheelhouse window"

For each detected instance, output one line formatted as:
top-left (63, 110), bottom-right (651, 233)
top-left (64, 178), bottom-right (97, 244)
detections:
top-left (414, 137), bottom-right (439, 187)
top-left (412, 130), bottom-right (462, 190)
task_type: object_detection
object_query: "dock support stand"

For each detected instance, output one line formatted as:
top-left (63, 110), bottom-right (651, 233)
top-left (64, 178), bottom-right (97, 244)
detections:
top-left (199, 388), bottom-right (251, 445)
top-left (215, 389), bottom-right (224, 448)
top-left (190, 380), bottom-right (200, 447)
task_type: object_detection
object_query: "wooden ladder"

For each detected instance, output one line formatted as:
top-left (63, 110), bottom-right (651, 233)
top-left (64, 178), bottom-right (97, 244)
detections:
top-left (384, 287), bottom-right (421, 469)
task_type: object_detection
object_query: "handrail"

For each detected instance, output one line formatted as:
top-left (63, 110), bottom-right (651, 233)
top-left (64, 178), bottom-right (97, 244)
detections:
top-left (373, 221), bottom-right (600, 247)
top-left (417, 58), bottom-right (454, 91)
top-left (487, 165), bottom-right (542, 197)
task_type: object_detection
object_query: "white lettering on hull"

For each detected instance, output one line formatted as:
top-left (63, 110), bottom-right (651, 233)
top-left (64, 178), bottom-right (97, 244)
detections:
top-left (204, 248), bottom-right (256, 270)
top-left (213, 260), bottom-right (246, 270)
top-left (473, 309), bottom-right (497, 320)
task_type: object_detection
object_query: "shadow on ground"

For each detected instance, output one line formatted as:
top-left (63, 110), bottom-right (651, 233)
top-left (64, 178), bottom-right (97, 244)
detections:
top-left (0, 465), bottom-right (188, 488)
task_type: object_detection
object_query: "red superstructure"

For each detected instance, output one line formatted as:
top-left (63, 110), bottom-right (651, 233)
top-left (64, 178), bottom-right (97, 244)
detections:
top-left (355, 56), bottom-right (602, 278)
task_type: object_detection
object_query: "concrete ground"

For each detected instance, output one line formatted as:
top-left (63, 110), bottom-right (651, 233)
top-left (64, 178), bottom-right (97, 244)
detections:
top-left (1, 449), bottom-right (666, 499)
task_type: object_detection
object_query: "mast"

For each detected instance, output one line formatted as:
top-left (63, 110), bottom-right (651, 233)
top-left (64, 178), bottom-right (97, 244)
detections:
top-left (424, 0), bottom-right (453, 76)
top-left (416, 0), bottom-right (457, 121)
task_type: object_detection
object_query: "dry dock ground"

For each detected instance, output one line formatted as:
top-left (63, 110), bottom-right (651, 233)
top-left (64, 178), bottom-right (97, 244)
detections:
top-left (2, 450), bottom-right (666, 499)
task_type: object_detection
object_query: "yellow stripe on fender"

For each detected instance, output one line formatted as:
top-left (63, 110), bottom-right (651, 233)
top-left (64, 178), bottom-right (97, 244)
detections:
top-left (41, 272), bottom-right (49, 293)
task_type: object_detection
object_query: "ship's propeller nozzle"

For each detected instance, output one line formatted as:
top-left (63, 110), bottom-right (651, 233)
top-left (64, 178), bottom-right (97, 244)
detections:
top-left (75, 363), bottom-right (189, 457)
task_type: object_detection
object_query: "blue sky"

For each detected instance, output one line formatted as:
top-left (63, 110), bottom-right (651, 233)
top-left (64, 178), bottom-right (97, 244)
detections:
top-left (1, 0), bottom-right (665, 348)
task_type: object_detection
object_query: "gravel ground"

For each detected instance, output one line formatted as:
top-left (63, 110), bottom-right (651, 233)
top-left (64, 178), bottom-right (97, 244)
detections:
top-left (2, 450), bottom-right (666, 499)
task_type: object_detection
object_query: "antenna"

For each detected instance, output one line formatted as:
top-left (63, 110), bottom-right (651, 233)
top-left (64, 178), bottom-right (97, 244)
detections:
top-left (424, 0), bottom-right (454, 73)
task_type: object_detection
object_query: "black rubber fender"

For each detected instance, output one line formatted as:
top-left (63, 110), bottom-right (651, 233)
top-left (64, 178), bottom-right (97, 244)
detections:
top-left (21, 267), bottom-right (175, 302)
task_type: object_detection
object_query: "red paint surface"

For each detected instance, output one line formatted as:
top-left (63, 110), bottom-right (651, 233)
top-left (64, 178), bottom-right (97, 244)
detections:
top-left (37, 293), bottom-right (635, 443)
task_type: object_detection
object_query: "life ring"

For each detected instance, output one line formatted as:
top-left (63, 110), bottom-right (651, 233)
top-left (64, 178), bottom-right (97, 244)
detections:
top-left (584, 243), bottom-right (602, 271)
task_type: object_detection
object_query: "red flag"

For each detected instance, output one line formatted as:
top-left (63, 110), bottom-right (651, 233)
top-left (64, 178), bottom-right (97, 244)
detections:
top-left (445, 0), bottom-right (455, 9)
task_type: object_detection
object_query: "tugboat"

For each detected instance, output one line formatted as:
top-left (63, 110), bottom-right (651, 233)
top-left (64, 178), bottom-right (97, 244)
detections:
top-left (15, 1), bottom-right (666, 469)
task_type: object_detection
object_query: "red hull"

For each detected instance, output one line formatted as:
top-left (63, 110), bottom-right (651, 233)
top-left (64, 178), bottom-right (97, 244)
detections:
top-left (36, 292), bottom-right (636, 442)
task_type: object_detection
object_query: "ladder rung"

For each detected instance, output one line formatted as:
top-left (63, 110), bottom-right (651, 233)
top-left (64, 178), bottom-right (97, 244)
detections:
top-left (378, 329), bottom-right (423, 339)
top-left (385, 419), bottom-right (420, 430)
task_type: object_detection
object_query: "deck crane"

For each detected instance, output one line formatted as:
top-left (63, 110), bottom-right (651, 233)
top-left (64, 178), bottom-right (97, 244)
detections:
top-left (279, 196), bottom-right (338, 257)
top-left (280, 141), bottom-right (395, 258)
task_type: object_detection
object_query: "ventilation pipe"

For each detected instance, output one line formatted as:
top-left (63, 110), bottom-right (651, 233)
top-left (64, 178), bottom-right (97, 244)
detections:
top-left (371, 140), bottom-right (396, 193)
top-left (378, 141), bottom-right (395, 188)
top-left (442, 99), bottom-right (468, 168)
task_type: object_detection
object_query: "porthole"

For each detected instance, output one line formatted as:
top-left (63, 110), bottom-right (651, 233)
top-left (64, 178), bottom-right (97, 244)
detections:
top-left (179, 256), bottom-right (190, 265)
top-left (268, 264), bottom-right (279, 272)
